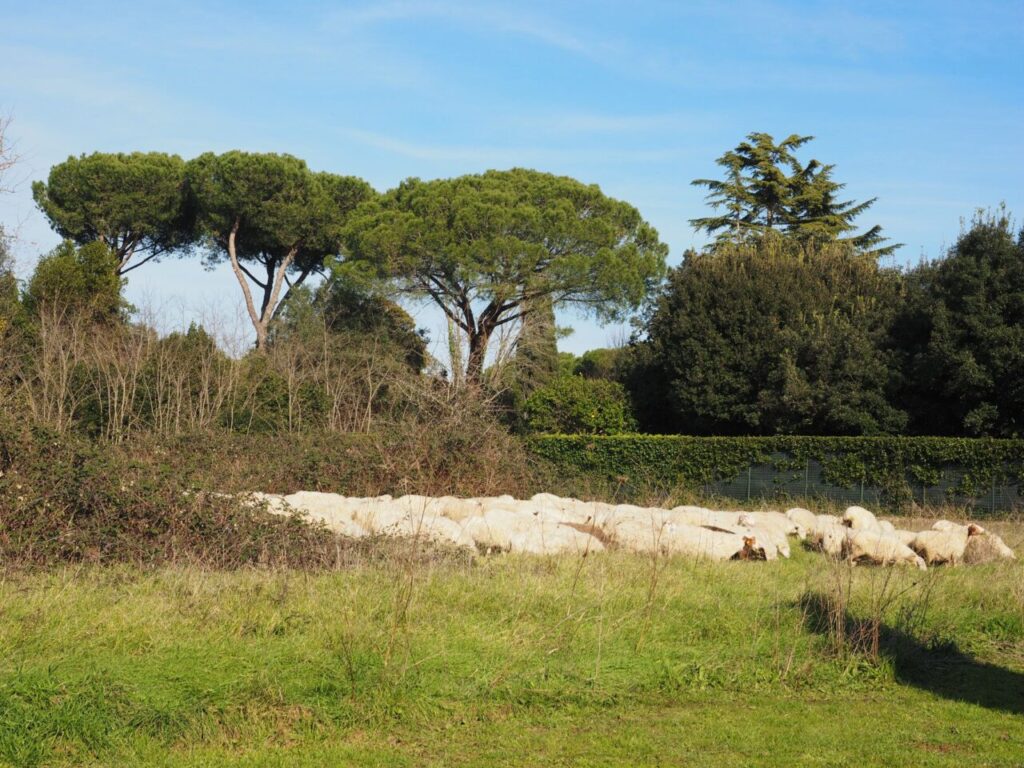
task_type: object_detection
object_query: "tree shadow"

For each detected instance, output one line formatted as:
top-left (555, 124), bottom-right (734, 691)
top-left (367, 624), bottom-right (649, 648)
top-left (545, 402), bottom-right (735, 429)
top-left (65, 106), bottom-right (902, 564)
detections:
top-left (799, 592), bottom-right (1024, 715)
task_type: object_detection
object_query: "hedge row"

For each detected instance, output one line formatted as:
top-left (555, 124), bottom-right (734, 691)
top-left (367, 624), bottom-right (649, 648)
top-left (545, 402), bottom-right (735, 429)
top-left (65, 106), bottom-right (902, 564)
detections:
top-left (526, 434), bottom-right (1024, 508)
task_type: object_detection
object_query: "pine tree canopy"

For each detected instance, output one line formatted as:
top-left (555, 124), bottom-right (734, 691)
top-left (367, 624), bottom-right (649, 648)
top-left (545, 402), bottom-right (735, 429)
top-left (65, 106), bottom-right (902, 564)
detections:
top-left (690, 132), bottom-right (899, 257)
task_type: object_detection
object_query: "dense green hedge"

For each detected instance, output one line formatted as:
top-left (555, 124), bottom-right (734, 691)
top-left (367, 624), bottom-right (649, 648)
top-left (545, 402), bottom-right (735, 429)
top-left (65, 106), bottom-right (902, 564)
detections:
top-left (527, 434), bottom-right (1024, 507)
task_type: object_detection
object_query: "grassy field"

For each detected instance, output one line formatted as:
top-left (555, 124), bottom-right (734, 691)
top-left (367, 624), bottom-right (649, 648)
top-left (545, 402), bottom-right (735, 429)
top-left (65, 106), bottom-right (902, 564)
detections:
top-left (1, 526), bottom-right (1022, 767)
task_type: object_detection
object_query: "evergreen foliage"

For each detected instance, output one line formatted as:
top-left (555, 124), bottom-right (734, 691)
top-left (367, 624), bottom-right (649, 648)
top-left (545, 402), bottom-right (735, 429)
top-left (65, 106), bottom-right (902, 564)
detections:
top-left (511, 295), bottom-right (560, 393)
top-left (17, 143), bottom-right (1024, 442)
top-left (343, 168), bottom-right (668, 383)
top-left (32, 152), bottom-right (193, 274)
top-left (573, 347), bottom-right (629, 380)
top-left (493, 295), bottom-right (562, 431)
top-left (691, 133), bottom-right (897, 255)
top-left (186, 152), bottom-right (375, 350)
top-left (528, 433), bottom-right (1024, 510)
top-left (631, 236), bottom-right (906, 435)
top-left (23, 240), bottom-right (125, 322)
top-left (895, 209), bottom-right (1024, 436)
top-left (276, 277), bottom-right (429, 373)
top-left (522, 376), bottom-right (637, 435)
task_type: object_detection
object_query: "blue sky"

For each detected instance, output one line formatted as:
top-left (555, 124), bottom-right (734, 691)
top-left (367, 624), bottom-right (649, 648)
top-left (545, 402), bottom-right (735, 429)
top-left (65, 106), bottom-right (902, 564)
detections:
top-left (2, 0), bottom-right (1022, 357)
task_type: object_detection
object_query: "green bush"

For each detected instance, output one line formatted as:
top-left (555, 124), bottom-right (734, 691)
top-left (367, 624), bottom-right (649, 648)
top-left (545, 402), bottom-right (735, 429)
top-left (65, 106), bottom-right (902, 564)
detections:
top-left (522, 376), bottom-right (637, 435)
top-left (527, 434), bottom-right (1024, 510)
top-left (631, 237), bottom-right (906, 436)
top-left (22, 240), bottom-right (125, 322)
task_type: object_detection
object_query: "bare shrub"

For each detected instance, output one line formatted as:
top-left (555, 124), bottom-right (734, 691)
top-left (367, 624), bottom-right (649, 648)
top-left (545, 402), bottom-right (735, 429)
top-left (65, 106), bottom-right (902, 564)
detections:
top-left (0, 113), bottom-right (20, 196)
top-left (146, 324), bottom-right (236, 433)
top-left (264, 325), bottom-right (419, 434)
top-left (81, 324), bottom-right (153, 440)
top-left (17, 303), bottom-right (92, 433)
top-left (365, 377), bottom-right (539, 498)
top-left (805, 556), bottom-right (936, 660)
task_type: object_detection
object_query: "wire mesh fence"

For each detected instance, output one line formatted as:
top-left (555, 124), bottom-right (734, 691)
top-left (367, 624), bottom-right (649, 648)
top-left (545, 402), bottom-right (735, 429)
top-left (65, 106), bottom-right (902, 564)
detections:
top-left (700, 455), bottom-right (1023, 515)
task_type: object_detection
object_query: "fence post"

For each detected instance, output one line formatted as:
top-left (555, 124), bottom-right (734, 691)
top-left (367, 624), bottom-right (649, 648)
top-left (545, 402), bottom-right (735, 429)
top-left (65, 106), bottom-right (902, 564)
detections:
top-left (804, 459), bottom-right (809, 497)
top-left (991, 476), bottom-right (997, 515)
top-left (746, 465), bottom-right (752, 501)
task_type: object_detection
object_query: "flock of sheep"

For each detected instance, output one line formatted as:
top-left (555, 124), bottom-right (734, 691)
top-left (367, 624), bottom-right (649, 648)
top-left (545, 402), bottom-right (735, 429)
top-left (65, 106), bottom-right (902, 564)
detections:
top-left (254, 491), bottom-right (1017, 569)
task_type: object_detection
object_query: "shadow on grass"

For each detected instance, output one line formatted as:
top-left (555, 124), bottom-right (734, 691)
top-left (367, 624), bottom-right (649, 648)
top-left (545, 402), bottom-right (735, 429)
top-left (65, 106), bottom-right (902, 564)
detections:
top-left (799, 592), bottom-right (1024, 715)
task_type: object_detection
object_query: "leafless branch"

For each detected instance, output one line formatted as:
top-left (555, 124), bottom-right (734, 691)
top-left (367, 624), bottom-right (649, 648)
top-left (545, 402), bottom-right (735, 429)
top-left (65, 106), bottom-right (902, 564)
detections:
top-left (0, 114), bottom-right (21, 196)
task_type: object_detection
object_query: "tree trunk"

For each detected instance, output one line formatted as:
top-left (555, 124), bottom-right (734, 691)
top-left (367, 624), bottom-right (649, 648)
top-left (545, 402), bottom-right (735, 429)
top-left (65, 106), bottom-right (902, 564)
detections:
top-left (225, 219), bottom-right (265, 350)
top-left (225, 217), bottom-right (299, 352)
top-left (254, 320), bottom-right (269, 351)
top-left (465, 327), bottom-right (491, 385)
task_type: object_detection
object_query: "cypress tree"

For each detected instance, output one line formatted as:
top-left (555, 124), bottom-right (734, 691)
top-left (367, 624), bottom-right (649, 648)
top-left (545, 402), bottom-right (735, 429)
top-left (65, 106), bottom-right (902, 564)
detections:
top-left (513, 295), bottom-right (560, 393)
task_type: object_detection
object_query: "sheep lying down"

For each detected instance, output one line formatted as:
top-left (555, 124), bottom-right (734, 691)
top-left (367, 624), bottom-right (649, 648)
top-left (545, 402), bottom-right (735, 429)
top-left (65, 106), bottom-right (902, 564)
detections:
top-left (247, 492), bottom-right (785, 560)
top-left (247, 492), bottom-right (1015, 566)
top-left (605, 515), bottom-right (772, 560)
top-left (790, 505), bottom-right (1016, 568)
top-left (795, 516), bottom-right (924, 569)
top-left (914, 521), bottom-right (1016, 565)
top-left (844, 529), bottom-right (926, 570)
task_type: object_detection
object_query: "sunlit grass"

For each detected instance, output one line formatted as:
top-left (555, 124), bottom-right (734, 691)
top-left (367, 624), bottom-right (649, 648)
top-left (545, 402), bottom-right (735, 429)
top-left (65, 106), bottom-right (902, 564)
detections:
top-left (0, 543), bottom-right (1021, 767)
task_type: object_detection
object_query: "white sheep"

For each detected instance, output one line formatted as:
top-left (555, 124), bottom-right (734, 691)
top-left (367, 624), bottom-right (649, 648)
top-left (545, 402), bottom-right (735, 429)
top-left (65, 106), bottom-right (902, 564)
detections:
top-left (932, 519), bottom-right (979, 533)
top-left (675, 518), bottom-right (781, 560)
top-left (963, 530), bottom-right (1017, 564)
top-left (242, 491), bottom-right (1013, 568)
top-left (670, 505), bottom-right (713, 516)
top-left (460, 507), bottom-right (603, 554)
top-left (530, 492), bottom-right (565, 508)
top-left (660, 522), bottom-right (767, 561)
top-left (732, 516), bottom-right (789, 558)
top-left (278, 491), bottom-right (370, 538)
top-left (785, 508), bottom-right (817, 539)
top-left (435, 496), bottom-right (485, 521)
top-left (510, 522), bottom-right (605, 555)
top-left (807, 521), bottom-right (847, 557)
top-left (911, 528), bottom-right (970, 566)
top-left (746, 510), bottom-right (802, 536)
top-left (740, 511), bottom-right (800, 549)
top-left (349, 501), bottom-right (408, 533)
top-left (893, 529), bottom-right (918, 547)
top-left (844, 529), bottom-right (926, 570)
top-left (667, 508), bottom-right (743, 529)
top-left (460, 514), bottom-right (511, 552)
top-left (601, 513), bottom-right (669, 554)
top-left (931, 521), bottom-right (1016, 564)
top-left (409, 515), bottom-right (477, 548)
top-left (600, 511), bottom-right (761, 561)
top-left (460, 507), bottom-right (535, 551)
top-left (842, 506), bottom-right (880, 530)
top-left (528, 493), bottom-right (577, 522)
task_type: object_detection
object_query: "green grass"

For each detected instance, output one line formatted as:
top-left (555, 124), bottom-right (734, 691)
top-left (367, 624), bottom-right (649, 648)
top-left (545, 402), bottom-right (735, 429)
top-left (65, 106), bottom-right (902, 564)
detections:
top-left (1, 543), bottom-right (1022, 767)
